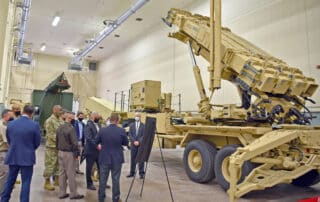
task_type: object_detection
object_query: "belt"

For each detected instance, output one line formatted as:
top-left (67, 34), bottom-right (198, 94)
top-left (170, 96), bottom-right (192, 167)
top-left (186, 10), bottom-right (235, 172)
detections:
top-left (59, 149), bottom-right (72, 152)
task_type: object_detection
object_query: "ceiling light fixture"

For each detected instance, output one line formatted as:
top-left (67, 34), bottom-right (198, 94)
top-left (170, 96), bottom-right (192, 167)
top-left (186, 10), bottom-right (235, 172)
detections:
top-left (52, 15), bottom-right (60, 27)
top-left (103, 19), bottom-right (115, 26)
top-left (40, 43), bottom-right (46, 51)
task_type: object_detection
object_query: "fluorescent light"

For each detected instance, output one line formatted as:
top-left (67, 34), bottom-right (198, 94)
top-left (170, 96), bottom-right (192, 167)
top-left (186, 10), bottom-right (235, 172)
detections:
top-left (52, 16), bottom-right (60, 27)
top-left (40, 43), bottom-right (46, 51)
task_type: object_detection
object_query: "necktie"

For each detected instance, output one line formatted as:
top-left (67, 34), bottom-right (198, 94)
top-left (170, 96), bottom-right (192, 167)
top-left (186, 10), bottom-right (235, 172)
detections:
top-left (136, 122), bottom-right (139, 136)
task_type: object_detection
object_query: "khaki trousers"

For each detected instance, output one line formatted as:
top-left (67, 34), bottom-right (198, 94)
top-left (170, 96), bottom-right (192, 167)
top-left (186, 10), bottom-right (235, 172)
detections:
top-left (75, 142), bottom-right (83, 172)
top-left (58, 151), bottom-right (79, 198)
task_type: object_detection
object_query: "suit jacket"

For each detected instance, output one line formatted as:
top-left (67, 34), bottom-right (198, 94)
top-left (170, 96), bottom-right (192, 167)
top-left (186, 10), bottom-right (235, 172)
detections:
top-left (5, 116), bottom-right (41, 166)
top-left (84, 120), bottom-right (101, 155)
top-left (96, 124), bottom-right (128, 165)
top-left (128, 121), bottom-right (145, 147)
top-left (74, 120), bottom-right (85, 144)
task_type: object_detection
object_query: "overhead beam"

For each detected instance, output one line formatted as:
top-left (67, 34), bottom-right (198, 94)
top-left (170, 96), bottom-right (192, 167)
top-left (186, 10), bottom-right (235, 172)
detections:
top-left (71, 0), bottom-right (150, 65)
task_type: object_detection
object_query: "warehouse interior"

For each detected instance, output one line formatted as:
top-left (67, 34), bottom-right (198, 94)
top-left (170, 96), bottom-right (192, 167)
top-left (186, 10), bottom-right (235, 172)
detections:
top-left (0, 0), bottom-right (320, 202)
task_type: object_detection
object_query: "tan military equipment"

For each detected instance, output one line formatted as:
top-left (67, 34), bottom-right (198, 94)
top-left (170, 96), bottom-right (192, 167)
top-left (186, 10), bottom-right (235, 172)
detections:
top-left (85, 96), bottom-right (119, 119)
top-left (130, 80), bottom-right (160, 112)
top-left (160, 5), bottom-right (320, 202)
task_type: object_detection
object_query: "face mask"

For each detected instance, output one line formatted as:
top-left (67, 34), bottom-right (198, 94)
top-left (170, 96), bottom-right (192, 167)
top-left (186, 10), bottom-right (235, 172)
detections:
top-left (78, 118), bottom-right (83, 122)
top-left (94, 118), bottom-right (100, 123)
top-left (135, 117), bottom-right (140, 122)
top-left (8, 117), bottom-right (14, 122)
top-left (106, 120), bottom-right (111, 126)
top-left (70, 119), bottom-right (75, 125)
top-left (14, 111), bottom-right (21, 117)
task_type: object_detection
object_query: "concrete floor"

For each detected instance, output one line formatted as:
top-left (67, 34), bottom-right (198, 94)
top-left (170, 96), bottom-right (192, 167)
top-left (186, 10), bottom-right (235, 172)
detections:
top-left (7, 146), bottom-right (320, 202)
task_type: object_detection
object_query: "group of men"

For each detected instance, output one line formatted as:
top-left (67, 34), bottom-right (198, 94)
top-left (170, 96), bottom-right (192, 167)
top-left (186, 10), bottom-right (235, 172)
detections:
top-left (0, 103), bottom-right (146, 202)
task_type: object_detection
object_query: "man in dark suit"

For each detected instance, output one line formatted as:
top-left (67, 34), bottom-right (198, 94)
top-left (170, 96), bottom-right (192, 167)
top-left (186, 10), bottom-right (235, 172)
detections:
top-left (127, 112), bottom-right (145, 179)
top-left (0, 105), bottom-right (41, 202)
top-left (84, 112), bottom-right (101, 190)
top-left (96, 113), bottom-right (128, 202)
top-left (74, 111), bottom-right (85, 174)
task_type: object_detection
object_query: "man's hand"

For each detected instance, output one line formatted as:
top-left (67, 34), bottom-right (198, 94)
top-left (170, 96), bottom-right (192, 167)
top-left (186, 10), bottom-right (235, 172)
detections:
top-left (97, 144), bottom-right (102, 151)
top-left (133, 141), bottom-right (140, 146)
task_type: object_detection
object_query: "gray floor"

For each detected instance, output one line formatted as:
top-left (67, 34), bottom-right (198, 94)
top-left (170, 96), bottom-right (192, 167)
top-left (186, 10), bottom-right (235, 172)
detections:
top-left (7, 146), bottom-right (320, 202)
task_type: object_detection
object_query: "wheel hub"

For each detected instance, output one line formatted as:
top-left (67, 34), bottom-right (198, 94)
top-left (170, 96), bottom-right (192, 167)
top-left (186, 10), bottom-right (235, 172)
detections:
top-left (221, 156), bottom-right (241, 182)
top-left (188, 149), bottom-right (202, 172)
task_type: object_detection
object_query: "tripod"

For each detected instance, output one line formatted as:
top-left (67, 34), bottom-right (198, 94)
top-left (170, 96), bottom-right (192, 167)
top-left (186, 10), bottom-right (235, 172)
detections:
top-left (125, 132), bottom-right (174, 202)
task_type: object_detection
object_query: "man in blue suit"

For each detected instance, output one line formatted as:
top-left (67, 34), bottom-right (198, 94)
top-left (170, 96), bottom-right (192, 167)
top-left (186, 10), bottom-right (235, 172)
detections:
top-left (74, 111), bottom-right (85, 174)
top-left (127, 112), bottom-right (145, 179)
top-left (0, 105), bottom-right (41, 202)
top-left (96, 113), bottom-right (128, 202)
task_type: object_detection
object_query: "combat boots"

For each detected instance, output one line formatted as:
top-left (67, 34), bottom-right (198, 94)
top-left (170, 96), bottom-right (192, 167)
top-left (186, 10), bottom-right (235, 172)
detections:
top-left (54, 176), bottom-right (59, 186)
top-left (44, 178), bottom-right (55, 191)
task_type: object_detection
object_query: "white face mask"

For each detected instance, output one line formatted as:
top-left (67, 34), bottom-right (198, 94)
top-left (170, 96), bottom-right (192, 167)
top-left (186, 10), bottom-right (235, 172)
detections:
top-left (106, 120), bottom-right (111, 126)
top-left (135, 117), bottom-right (140, 122)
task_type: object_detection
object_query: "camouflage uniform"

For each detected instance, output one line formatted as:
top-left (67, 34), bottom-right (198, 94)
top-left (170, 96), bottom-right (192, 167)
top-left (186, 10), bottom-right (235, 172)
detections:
top-left (0, 120), bottom-right (9, 191)
top-left (43, 114), bottom-right (64, 178)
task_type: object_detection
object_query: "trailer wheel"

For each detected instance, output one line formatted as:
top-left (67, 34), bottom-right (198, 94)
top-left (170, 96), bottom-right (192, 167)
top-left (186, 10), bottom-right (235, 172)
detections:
top-left (292, 170), bottom-right (320, 187)
top-left (214, 145), bottom-right (254, 190)
top-left (183, 140), bottom-right (217, 183)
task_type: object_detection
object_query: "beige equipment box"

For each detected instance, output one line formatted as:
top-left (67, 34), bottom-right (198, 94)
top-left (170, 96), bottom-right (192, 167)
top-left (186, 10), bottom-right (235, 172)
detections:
top-left (130, 80), bottom-right (161, 111)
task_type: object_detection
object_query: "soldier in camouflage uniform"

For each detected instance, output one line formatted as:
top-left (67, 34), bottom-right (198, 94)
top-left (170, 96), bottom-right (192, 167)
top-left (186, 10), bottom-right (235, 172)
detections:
top-left (43, 105), bottom-right (64, 191)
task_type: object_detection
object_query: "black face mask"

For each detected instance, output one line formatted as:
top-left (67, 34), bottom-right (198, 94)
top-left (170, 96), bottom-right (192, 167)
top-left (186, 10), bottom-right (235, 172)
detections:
top-left (70, 119), bottom-right (76, 125)
top-left (94, 118), bottom-right (100, 123)
top-left (78, 118), bottom-right (83, 122)
top-left (14, 111), bottom-right (21, 117)
top-left (8, 117), bottom-right (14, 122)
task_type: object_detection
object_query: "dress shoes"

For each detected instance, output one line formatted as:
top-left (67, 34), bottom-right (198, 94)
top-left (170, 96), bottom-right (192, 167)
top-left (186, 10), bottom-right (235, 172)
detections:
top-left (87, 185), bottom-right (96, 190)
top-left (126, 174), bottom-right (134, 178)
top-left (70, 194), bottom-right (84, 200)
top-left (59, 193), bottom-right (69, 199)
top-left (76, 170), bottom-right (84, 175)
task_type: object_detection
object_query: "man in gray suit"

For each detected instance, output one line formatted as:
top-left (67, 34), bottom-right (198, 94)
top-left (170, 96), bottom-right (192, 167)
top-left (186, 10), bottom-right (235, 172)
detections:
top-left (126, 112), bottom-right (145, 179)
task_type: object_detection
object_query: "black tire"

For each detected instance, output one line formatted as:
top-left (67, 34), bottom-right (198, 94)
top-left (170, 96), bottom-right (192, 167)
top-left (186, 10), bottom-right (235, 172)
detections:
top-left (214, 144), bottom-right (254, 190)
top-left (292, 170), bottom-right (320, 187)
top-left (183, 140), bottom-right (217, 183)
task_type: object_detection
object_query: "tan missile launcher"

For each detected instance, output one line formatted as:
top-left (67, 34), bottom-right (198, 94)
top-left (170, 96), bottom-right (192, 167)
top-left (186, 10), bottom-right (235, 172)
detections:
top-left (160, 5), bottom-right (320, 202)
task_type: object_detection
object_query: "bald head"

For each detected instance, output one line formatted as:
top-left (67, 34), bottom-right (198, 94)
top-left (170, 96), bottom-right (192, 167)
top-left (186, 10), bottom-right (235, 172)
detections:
top-left (65, 112), bottom-right (75, 123)
top-left (12, 104), bottom-right (21, 111)
top-left (90, 112), bottom-right (99, 120)
top-left (12, 104), bottom-right (21, 117)
top-left (53, 105), bottom-right (62, 117)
